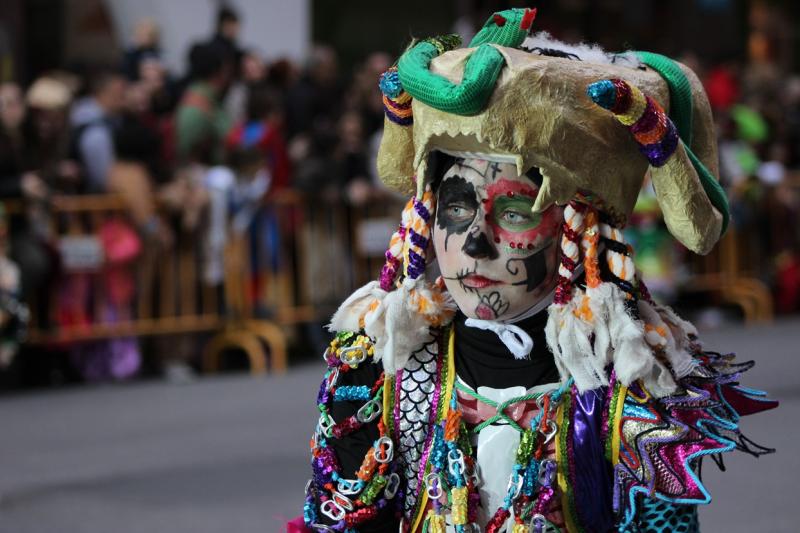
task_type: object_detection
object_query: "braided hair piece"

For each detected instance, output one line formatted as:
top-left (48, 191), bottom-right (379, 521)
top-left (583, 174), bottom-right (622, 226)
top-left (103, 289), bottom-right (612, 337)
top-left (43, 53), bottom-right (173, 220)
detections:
top-left (545, 201), bottom-right (608, 389)
top-left (546, 201), bottom-right (687, 396)
top-left (596, 220), bottom-right (677, 395)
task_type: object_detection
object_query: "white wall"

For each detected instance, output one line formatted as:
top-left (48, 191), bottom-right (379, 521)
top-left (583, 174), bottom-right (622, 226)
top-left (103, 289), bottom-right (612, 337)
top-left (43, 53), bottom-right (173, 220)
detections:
top-left (105, 0), bottom-right (310, 74)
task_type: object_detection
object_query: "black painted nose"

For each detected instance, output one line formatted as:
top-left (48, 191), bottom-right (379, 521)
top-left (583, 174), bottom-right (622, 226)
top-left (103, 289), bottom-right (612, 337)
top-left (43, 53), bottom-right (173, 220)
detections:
top-left (462, 231), bottom-right (499, 260)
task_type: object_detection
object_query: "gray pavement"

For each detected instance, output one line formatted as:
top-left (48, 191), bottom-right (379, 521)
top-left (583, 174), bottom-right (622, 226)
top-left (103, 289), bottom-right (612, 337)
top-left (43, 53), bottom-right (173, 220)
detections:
top-left (0, 319), bottom-right (798, 533)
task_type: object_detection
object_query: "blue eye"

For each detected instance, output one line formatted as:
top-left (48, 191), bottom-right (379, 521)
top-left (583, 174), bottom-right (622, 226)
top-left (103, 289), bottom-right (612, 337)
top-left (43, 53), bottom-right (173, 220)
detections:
top-left (502, 210), bottom-right (529, 224)
top-left (446, 204), bottom-right (475, 222)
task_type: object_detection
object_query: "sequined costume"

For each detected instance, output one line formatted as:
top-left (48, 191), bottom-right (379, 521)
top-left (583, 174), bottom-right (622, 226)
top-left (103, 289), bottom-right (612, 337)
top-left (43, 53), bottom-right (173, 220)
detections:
top-left (294, 7), bottom-right (777, 533)
top-left (301, 318), bottom-right (775, 532)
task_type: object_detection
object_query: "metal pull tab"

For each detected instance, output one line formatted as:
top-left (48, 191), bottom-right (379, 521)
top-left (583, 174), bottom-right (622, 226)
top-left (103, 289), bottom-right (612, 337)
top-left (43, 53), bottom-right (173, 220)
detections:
top-left (317, 413), bottom-right (335, 438)
top-left (319, 499), bottom-right (346, 521)
top-left (540, 419), bottom-right (558, 444)
top-left (507, 471), bottom-right (524, 500)
top-left (384, 472), bottom-right (401, 499)
top-left (530, 513), bottom-right (547, 533)
top-left (331, 491), bottom-right (354, 511)
top-left (357, 398), bottom-right (382, 423)
top-left (373, 436), bottom-right (394, 463)
top-left (447, 448), bottom-right (466, 477)
top-left (538, 459), bottom-right (557, 488)
top-left (337, 477), bottom-right (364, 496)
top-left (339, 345), bottom-right (367, 367)
top-left (425, 472), bottom-right (443, 500)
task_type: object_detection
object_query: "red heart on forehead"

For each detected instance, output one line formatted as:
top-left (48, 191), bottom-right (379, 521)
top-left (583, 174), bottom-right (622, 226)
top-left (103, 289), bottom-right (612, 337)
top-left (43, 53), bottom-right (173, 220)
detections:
top-left (493, 14), bottom-right (507, 26)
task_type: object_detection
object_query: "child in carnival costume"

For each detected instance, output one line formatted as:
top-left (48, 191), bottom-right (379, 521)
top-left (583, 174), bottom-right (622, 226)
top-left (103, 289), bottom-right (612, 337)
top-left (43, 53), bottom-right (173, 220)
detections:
top-left (297, 8), bottom-right (777, 532)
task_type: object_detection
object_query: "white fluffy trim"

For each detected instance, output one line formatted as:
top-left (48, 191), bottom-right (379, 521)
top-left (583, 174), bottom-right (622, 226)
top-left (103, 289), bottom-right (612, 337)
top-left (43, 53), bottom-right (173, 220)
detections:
top-left (328, 278), bottom-right (456, 374)
top-left (546, 288), bottom-right (607, 390)
top-left (638, 300), bottom-right (696, 379)
top-left (546, 282), bottom-right (680, 397)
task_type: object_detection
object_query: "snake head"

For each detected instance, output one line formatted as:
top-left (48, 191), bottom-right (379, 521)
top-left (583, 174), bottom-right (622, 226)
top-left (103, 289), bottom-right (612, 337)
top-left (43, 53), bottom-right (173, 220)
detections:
top-left (469, 7), bottom-right (538, 48)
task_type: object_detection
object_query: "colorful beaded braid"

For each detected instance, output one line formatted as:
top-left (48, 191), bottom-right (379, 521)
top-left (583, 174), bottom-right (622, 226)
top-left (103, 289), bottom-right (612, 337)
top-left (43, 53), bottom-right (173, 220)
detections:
top-left (581, 207), bottom-right (601, 290)
top-left (403, 190), bottom-right (434, 281)
top-left (379, 188), bottom-right (435, 291)
top-left (380, 197), bottom-right (414, 291)
top-left (554, 201), bottom-right (586, 305)
top-left (587, 78), bottom-right (679, 167)
top-left (600, 221), bottom-right (637, 297)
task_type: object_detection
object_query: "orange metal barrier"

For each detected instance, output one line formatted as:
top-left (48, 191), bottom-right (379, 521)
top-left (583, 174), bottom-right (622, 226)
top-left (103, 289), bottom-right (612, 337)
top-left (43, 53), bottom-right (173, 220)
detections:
top-left (683, 226), bottom-right (774, 323)
top-left (248, 189), bottom-right (405, 325)
top-left (3, 191), bottom-right (407, 373)
top-left (5, 194), bottom-right (288, 374)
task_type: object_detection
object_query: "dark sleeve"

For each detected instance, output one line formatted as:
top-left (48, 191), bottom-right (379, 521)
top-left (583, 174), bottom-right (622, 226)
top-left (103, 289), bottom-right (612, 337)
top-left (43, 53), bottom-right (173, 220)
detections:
top-left (307, 349), bottom-right (401, 533)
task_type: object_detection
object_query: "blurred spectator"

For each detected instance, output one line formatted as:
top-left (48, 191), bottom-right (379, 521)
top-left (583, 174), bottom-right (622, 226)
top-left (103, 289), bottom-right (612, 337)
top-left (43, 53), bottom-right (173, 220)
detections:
top-left (210, 5), bottom-right (244, 75)
top-left (70, 70), bottom-right (127, 193)
top-left (783, 76), bottom-right (800, 168)
top-left (117, 81), bottom-right (165, 180)
top-left (226, 86), bottom-right (290, 194)
top-left (285, 45), bottom-right (344, 203)
top-left (24, 76), bottom-right (79, 194)
top-left (336, 111), bottom-right (372, 207)
top-left (0, 78), bottom-right (74, 326)
top-left (122, 18), bottom-right (161, 82)
top-left (705, 58), bottom-right (741, 112)
top-left (108, 82), bottom-right (172, 248)
top-left (199, 161), bottom-right (235, 286)
top-left (285, 45), bottom-right (343, 141)
top-left (195, 146), bottom-right (270, 288)
top-left (0, 83), bottom-right (27, 198)
top-left (139, 54), bottom-right (175, 115)
top-left (174, 42), bottom-right (233, 165)
top-left (226, 49), bottom-right (268, 124)
top-left (228, 147), bottom-right (269, 235)
top-left (264, 58), bottom-right (299, 106)
top-left (347, 52), bottom-right (391, 137)
top-left (0, 83), bottom-right (25, 136)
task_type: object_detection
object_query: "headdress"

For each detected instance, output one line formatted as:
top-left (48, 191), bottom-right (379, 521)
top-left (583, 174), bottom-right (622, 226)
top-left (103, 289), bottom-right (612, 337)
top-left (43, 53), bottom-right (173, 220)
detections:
top-left (332, 8), bottom-right (730, 395)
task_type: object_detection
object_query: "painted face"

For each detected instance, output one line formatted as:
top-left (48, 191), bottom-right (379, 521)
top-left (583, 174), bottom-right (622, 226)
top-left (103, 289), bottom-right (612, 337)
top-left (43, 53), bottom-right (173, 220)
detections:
top-left (432, 158), bottom-right (563, 322)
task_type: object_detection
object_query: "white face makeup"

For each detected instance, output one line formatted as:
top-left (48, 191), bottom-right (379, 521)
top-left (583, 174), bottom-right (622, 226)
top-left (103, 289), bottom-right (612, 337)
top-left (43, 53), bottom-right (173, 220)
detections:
top-left (432, 158), bottom-right (563, 322)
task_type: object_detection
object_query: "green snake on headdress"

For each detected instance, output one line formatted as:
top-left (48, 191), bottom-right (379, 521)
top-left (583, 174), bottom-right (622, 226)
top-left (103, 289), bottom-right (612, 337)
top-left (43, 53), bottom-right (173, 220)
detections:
top-left (397, 7), bottom-right (537, 116)
top-left (391, 6), bottom-right (730, 236)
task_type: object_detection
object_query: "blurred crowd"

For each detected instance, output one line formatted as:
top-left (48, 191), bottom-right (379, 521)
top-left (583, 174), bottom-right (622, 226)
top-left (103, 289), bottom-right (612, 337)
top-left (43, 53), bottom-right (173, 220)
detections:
top-left (629, 26), bottom-right (800, 313)
top-left (0, 6), bottom-right (393, 385)
top-left (701, 36), bottom-right (800, 315)
top-left (1, 5), bottom-right (800, 387)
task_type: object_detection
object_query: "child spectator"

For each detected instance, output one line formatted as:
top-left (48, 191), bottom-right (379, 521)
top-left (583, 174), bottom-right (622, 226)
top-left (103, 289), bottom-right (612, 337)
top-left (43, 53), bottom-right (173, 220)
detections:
top-left (202, 146), bottom-right (269, 287)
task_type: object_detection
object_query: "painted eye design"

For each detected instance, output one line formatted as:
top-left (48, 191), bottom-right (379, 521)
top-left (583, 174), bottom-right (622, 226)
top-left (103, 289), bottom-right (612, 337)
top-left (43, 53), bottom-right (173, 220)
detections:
top-left (501, 210), bottom-right (531, 225)
top-left (492, 196), bottom-right (541, 231)
top-left (445, 204), bottom-right (475, 223)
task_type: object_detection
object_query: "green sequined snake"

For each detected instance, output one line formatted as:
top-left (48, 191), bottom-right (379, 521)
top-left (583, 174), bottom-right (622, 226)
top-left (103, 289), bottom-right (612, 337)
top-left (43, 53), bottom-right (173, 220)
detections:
top-left (397, 8), bottom-right (536, 116)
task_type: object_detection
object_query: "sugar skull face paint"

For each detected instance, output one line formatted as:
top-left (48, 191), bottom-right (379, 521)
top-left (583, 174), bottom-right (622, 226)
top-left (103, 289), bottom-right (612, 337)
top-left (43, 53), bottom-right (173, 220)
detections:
top-left (433, 158), bottom-right (562, 321)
